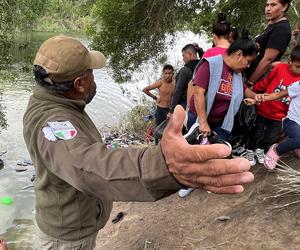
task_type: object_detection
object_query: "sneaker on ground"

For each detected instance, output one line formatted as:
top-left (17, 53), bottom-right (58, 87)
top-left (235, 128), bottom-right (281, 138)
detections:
top-left (264, 144), bottom-right (279, 170)
top-left (294, 149), bottom-right (300, 158)
top-left (255, 148), bottom-right (265, 164)
top-left (232, 146), bottom-right (246, 158)
top-left (178, 188), bottom-right (194, 198)
top-left (241, 149), bottom-right (256, 166)
top-left (207, 131), bottom-right (232, 151)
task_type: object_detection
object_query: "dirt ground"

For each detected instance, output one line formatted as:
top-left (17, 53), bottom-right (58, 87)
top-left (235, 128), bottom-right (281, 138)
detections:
top-left (96, 154), bottom-right (300, 250)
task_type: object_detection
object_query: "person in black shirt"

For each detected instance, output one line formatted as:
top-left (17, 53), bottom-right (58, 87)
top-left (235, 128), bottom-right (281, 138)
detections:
top-left (246, 0), bottom-right (291, 84)
top-left (168, 44), bottom-right (203, 114)
top-left (234, 0), bottom-right (292, 162)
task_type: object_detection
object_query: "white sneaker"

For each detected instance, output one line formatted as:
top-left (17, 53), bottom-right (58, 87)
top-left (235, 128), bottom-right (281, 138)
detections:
top-left (241, 150), bottom-right (256, 166)
top-left (255, 148), bottom-right (265, 164)
top-left (178, 188), bottom-right (194, 198)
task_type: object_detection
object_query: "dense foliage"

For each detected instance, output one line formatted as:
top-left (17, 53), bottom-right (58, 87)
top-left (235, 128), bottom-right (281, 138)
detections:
top-left (35, 0), bottom-right (96, 31)
top-left (88, 0), bottom-right (299, 82)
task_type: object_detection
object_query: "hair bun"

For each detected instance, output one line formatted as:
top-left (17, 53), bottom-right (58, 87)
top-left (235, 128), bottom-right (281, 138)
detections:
top-left (217, 13), bottom-right (227, 24)
top-left (241, 29), bottom-right (250, 39)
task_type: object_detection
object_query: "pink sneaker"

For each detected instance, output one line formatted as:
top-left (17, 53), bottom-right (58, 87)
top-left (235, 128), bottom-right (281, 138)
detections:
top-left (294, 149), bottom-right (300, 158)
top-left (264, 144), bottom-right (279, 170)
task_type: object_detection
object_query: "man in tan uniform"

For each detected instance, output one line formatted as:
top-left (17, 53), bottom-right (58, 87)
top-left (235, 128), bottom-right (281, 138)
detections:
top-left (23, 35), bottom-right (254, 250)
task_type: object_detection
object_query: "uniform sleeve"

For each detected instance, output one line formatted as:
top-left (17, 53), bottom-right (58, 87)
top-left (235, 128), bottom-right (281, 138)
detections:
top-left (169, 67), bottom-right (191, 112)
top-left (266, 25), bottom-right (291, 52)
top-left (37, 121), bottom-right (183, 202)
top-left (288, 81), bottom-right (300, 98)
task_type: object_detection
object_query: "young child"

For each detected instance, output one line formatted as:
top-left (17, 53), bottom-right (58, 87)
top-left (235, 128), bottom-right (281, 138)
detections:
top-left (241, 45), bottom-right (300, 166)
top-left (245, 80), bottom-right (300, 169)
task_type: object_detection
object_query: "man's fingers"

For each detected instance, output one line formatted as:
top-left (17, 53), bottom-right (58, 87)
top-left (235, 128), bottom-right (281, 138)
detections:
top-left (203, 185), bottom-right (245, 194)
top-left (165, 105), bottom-right (186, 135)
top-left (195, 172), bottom-right (254, 188)
top-left (176, 144), bottom-right (232, 163)
top-left (178, 171), bottom-right (253, 188)
top-left (174, 157), bottom-right (251, 176)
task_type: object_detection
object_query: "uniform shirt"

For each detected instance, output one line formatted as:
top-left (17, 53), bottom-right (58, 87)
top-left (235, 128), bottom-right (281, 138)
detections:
top-left (246, 20), bottom-right (291, 78)
top-left (253, 63), bottom-right (300, 121)
top-left (23, 85), bottom-right (182, 241)
top-left (287, 81), bottom-right (300, 125)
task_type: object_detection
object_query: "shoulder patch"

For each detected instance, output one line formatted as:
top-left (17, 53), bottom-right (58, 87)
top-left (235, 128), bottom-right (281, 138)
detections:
top-left (47, 121), bottom-right (77, 140)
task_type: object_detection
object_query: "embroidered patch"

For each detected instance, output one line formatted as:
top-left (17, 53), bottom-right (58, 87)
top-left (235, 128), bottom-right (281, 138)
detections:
top-left (47, 121), bottom-right (77, 140)
top-left (42, 126), bottom-right (57, 142)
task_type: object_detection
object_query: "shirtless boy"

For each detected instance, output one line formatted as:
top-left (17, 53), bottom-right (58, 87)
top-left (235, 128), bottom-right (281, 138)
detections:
top-left (143, 65), bottom-right (175, 127)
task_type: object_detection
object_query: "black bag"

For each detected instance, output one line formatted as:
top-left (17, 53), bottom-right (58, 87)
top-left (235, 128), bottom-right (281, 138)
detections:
top-left (237, 102), bottom-right (257, 131)
top-left (153, 119), bottom-right (169, 140)
top-left (229, 102), bottom-right (257, 145)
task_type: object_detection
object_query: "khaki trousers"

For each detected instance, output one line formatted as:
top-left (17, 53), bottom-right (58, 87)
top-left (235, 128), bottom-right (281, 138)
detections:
top-left (34, 226), bottom-right (98, 250)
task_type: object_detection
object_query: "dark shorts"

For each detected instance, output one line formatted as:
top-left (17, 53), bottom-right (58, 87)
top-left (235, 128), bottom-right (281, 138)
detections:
top-left (155, 106), bottom-right (169, 127)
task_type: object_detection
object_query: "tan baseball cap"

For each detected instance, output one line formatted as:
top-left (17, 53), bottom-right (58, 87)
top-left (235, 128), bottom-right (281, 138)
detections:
top-left (34, 35), bottom-right (106, 83)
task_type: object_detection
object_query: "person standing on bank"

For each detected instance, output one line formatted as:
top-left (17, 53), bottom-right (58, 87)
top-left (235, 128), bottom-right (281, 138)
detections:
top-left (142, 65), bottom-right (175, 127)
top-left (233, 0), bottom-right (292, 159)
top-left (186, 13), bottom-right (233, 130)
top-left (23, 36), bottom-right (254, 249)
top-left (246, 0), bottom-right (291, 84)
top-left (168, 44), bottom-right (203, 115)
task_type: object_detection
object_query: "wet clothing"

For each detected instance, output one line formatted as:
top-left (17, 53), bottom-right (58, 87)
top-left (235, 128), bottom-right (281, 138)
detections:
top-left (23, 85), bottom-right (182, 242)
top-left (169, 59), bottom-right (200, 112)
top-left (253, 63), bottom-right (300, 121)
top-left (246, 20), bottom-right (291, 79)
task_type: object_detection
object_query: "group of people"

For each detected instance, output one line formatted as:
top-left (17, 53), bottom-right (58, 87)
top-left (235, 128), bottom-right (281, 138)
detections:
top-left (8, 0), bottom-right (298, 249)
top-left (144, 0), bottom-right (299, 175)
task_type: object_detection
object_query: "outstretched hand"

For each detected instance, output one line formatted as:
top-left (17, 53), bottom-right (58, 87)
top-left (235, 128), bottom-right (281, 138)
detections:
top-left (161, 105), bottom-right (254, 194)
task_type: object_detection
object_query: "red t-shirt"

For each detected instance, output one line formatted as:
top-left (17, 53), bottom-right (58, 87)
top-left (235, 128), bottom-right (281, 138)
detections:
top-left (190, 60), bottom-right (234, 123)
top-left (203, 47), bottom-right (228, 58)
top-left (253, 63), bottom-right (300, 121)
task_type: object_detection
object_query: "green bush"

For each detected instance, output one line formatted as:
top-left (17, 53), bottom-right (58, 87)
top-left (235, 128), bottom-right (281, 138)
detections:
top-left (125, 105), bottom-right (154, 142)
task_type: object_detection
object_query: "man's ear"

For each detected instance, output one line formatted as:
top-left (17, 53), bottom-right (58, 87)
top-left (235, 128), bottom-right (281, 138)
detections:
top-left (73, 77), bottom-right (85, 93)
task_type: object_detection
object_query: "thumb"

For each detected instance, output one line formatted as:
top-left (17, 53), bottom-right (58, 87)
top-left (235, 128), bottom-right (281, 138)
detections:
top-left (166, 105), bottom-right (186, 134)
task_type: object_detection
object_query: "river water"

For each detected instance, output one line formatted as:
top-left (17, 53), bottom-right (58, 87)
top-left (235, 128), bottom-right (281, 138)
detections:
top-left (0, 31), bottom-right (208, 249)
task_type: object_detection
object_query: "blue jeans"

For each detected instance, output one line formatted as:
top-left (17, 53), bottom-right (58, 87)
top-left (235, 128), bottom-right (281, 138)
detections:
top-left (186, 110), bottom-right (230, 140)
top-left (187, 110), bottom-right (197, 130)
top-left (276, 118), bottom-right (300, 155)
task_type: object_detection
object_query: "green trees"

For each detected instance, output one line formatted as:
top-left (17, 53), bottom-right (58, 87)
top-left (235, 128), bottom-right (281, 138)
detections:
top-left (86, 0), bottom-right (201, 82)
top-left (88, 0), bottom-right (299, 82)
